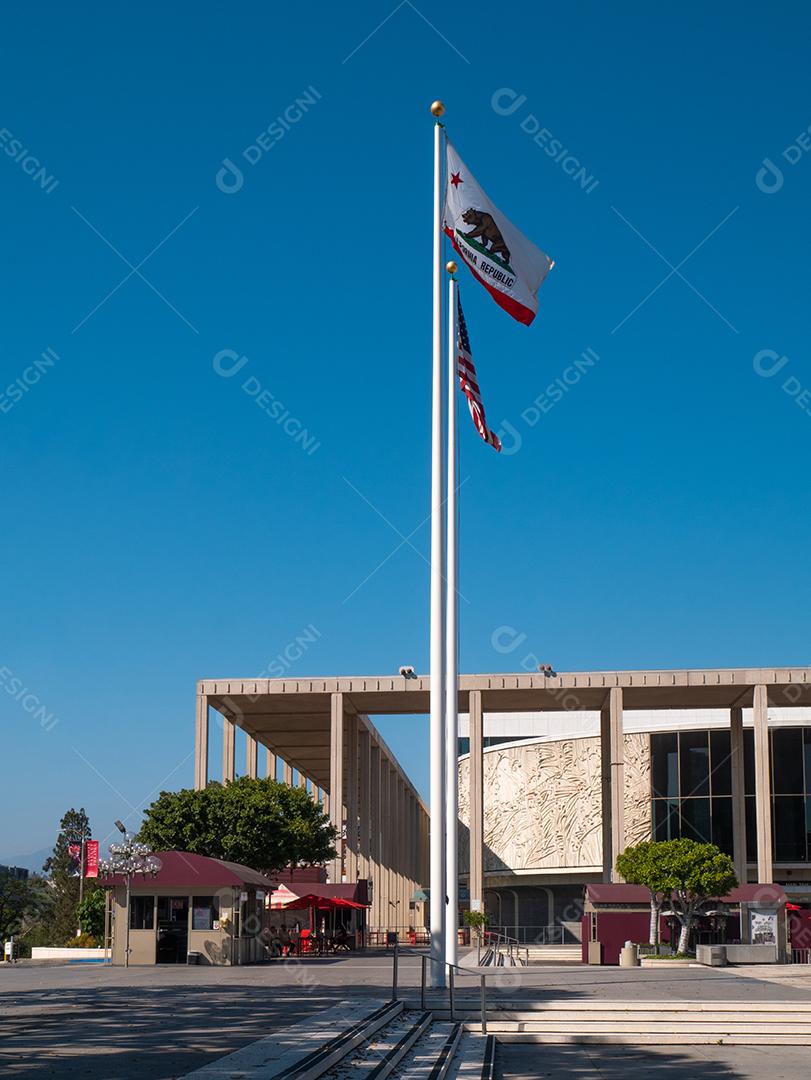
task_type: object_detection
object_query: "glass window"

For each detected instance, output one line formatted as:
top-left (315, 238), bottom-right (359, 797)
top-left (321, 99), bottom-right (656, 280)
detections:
top-left (772, 729), bottom-right (804, 795)
top-left (744, 729), bottom-right (755, 796)
top-left (711, 798), bottom-right (734, 857)
top-left (652, 733), bottom-right (679, 798)
top-left (745, 796), bottom-right (757, 863)
top-left (774, 797), bottom-right (807, 862)
top-left (192, 895), bottom-right (220, 931)
top-left (653, 799), bottom-right (680, 841)
top-left (130, 896), bottom-right (154, 930)
top-left (709, 730), bottom-right (731, 796)
top-left (681, 798), bottom-right (711, 845)
top-left (680, 732), bottom-right (710, 798)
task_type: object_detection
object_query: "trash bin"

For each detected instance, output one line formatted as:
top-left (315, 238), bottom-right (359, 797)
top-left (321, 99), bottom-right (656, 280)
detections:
top-left (186, 951), bottom-right (201, 965)
top-left (619, 943), bottom-right (639, 967)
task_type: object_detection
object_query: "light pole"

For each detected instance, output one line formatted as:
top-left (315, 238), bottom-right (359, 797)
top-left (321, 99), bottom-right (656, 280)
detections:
top-left (99, 828), bottom-right (160, 967)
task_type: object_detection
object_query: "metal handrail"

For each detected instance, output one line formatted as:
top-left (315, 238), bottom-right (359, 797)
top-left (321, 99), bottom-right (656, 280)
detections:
top-left (417, 953), bottom-right (495, 1033)
top-left (482, 929), bottom-right (529, 967)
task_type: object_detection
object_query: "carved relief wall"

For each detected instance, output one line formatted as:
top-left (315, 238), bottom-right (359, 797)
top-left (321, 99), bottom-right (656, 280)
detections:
top-left (458, 733), bottom-right (651, 874)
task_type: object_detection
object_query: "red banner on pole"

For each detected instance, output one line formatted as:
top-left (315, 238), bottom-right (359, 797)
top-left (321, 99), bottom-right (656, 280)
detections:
top-left (85, 840), bottom-right (99, 878)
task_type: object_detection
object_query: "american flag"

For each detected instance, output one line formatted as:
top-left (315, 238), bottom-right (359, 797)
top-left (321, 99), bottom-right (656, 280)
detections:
top-left (457, 294), bottom-right (501, 452)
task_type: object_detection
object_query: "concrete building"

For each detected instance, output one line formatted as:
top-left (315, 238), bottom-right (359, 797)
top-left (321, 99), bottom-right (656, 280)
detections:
top-left (194, 666), bottom-right (811, 943)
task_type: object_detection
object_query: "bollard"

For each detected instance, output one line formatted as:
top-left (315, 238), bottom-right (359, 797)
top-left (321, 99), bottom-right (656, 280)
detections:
top-left (480, 974), bottom-right (487, 1034)
top-left (392, 941), bottom-right (399, 1001)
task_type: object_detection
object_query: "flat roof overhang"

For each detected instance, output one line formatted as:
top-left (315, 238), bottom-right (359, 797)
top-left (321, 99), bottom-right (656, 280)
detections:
top-left (200, 667), bottom-right (811, 790)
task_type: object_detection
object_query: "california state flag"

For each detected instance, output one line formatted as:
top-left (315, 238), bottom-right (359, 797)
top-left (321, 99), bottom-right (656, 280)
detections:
top-left (444, 139), bottom-right (553, 326)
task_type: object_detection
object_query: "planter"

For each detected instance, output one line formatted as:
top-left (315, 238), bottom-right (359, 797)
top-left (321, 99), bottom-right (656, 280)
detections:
top-left (639, 956), bottom-right (694, 968)
top-left (31, 947), bottom-right (107, 961)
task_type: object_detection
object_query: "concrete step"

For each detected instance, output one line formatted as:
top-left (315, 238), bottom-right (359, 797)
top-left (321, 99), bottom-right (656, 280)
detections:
top-left (491, 1031), bottom-right (811, 1046)
top-left (445, 1032), bottom-right (496, 1080)
top-left (484, 1020), bottom-right (811, 1035)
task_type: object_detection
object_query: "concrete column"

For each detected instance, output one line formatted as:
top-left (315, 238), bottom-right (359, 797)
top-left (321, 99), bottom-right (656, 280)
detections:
top-left (245, 735), bottom-right (258, 779)
top-left (468, 690), bottom-right (484, 912)
top-left (346, 712), bottom-right (359, 882)
top-left (359, 728), bottom-right (371, 881)
top-left (283, 760), bottom-right (293, 785)
top-left (370, 741), bottom-right (381, 929)
top-left (265, 748), bottom-right (277, 781)
top-left (380, 755), bottom-right (390, 929)
top-left (194, 693), bottom-right (209, 791)
top-left (730, 706), bottom-right (748, 884)
top-left (222, 715), bottom-right (235, 782)
top-left (753, 684), bottom-right (773, 882)
top-left (601, 687), bottom-right (625, 881)
top-left (297, 770), bottom-right (307, 790)
top-left (329, 693), bottom-right (345, 884)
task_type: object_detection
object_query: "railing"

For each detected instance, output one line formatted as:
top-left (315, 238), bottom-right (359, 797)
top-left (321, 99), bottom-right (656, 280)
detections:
top-left (481, 930), bottom-right (529, 967)
top-left (416, 953), bottom-right (492, 1033)
top-left (792, 948), bottom-right (811, 964)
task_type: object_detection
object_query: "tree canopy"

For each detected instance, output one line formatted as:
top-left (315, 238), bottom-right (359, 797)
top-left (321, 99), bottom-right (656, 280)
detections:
top-left (617, 838), bottom-right (737, 953)
top-left (0, 871), bottom-right (50, 943)
top-left (42, 807), bottom-right (95, 943)
top-left (137, 777), bottom-right (337, 873)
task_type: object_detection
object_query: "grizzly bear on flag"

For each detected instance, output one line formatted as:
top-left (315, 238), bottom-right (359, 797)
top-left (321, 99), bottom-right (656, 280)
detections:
top-left (461, 208), bottom-right (511, 266)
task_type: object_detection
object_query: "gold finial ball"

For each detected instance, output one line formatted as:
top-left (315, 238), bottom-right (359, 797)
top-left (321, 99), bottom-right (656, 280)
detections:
top-left (446, 260), bottom-right (458, 274)
top-left (430, 100), bottom-right (445, 118)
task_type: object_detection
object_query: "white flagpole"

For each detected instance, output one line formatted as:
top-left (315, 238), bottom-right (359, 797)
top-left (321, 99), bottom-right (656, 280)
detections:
top-left (429, 101), bottom-right (447, 988)
top-left (445, 269), bottom-right (459, 971)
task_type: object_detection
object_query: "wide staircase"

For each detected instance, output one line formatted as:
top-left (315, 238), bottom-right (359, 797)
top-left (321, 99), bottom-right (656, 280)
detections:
top-left (434, 998), bottom-right (811, 1046)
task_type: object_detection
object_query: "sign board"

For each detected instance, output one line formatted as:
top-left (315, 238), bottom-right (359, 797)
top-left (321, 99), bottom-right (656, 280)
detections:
top-left (85, 840), bottom-right (99, 878)
top-left (749, 909), bottom-right (778, 946)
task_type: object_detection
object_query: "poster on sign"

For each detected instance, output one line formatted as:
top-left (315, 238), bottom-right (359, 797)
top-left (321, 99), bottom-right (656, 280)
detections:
top-left (68, 842), bottom-right (82, 877)
top-left (85, 840), bottom-right (99, 878)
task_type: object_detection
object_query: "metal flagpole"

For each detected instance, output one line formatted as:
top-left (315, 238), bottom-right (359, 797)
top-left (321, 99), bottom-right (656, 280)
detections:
top-left (445, 266), bottom-right (459, 971)
top-left (429, 100), bottom-right (447, 988)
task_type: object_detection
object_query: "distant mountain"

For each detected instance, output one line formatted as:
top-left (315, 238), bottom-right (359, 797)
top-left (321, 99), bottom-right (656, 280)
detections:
top-left (0, 848), bottom-right (52, 874)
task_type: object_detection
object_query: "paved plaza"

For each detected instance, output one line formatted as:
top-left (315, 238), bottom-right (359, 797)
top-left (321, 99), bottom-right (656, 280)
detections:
top-left (3, 955), bottom-right (811, 1079)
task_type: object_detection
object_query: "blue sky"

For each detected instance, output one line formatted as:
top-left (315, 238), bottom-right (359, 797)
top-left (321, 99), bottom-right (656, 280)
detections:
top-left (2, 2), bottom-right (811, 860)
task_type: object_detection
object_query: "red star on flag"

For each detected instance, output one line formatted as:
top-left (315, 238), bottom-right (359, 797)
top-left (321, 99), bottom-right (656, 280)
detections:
top-left (450, 172), bottom-right (463, 187)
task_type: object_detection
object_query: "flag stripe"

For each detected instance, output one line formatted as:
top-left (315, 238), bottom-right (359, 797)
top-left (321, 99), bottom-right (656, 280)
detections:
top-left (445, 228), bottom-right (536, 325)
top-left (456, 293), bottom-right (501, 452)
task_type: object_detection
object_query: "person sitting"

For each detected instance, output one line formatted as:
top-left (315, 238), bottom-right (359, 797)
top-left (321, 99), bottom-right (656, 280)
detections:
top-left (267, 925), bottom-right (283, 958)
top-left (279, 926), bottom-right (292, 956)
top-left (333, 924), bottom-right (349, 951)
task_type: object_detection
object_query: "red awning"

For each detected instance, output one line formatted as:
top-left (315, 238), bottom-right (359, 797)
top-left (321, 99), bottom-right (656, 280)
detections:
top-left (272, 892), bottom-right (368, 911)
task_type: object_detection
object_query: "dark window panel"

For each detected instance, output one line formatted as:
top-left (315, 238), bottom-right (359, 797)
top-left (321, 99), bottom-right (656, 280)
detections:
top-left (130, 895), bottom-right (154, 930)
top-left (774, 796), bottom-right (807, 863)
top-left (710, 730), bottom-right (732, 797)
top-left (804, 731), bottom-right (811, 796)
top-left (745, 797), bottom-right (757, 863)
top-left (772, 729), bottom-right (804, 795)
top-left (744, 729), bottom-right (755, 796)
top-left (651, 733), bottom-right (679, 798)
top-left (711, 797), bottom-right (734, 858)
top-left (680, 732), bottom-right (710, 798)
top-left (681, 798), bottom-right (711, 845)
top-left (653, 799), bottom-right (681, 841)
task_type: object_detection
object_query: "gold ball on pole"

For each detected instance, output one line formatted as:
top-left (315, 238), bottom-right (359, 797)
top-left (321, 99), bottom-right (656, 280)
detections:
top-left (446, 260), bottom-right (458, 274)
top-left (430, 100), bottom-right (445, 117)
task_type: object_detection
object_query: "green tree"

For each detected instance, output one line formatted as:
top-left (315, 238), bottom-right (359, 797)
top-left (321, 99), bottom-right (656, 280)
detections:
top-left (76, 889), bottom-right (106, 939)
top-left (42, 807), bottom-right (92, 943)
top-left (137, 777), bottom-right (337, 873)
top-left (618, 838), bottom-right (737, 954)
top-left (616, 840), bottom-right (668, 946)
top-left (0, 871), bottom-right (50, 944)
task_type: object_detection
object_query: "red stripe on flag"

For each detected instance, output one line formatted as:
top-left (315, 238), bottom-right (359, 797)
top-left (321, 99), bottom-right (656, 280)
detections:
top-left (445, 227), bottom-right (536, 326)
